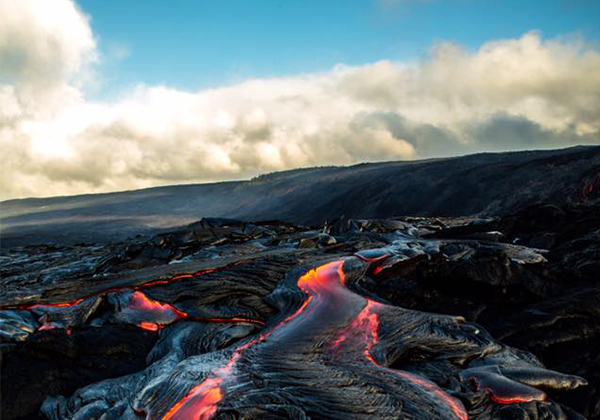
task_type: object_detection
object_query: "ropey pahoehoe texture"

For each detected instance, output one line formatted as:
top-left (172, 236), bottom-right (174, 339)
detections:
top-left (1, 202), bottom-right (599, 419)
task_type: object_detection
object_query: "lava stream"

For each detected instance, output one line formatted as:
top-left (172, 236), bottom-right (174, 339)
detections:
top-left (7, 260), bottom-right (264, 334)
top-left (332, 298), bottom-right (468, 420)
top-left (159, 259), bottom-right (468, 420)
top-left (9, 259), bottom-right (250, 312)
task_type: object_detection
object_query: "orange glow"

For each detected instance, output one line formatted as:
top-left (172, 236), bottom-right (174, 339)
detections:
top-left (331, 334), bottom-right (347, 348)
top-left (160, 377), bottom-right (224, 420)
top-left (333, 296), bottom-right (468, 420)
top-left (7, 260), bottom-right (252, 312)
top-left (25, 257), bottom-right (469, 420)
top-left (159, 263), bottom-right (344, 420)
top-left (124, 291), bottom-right (187, 331)
top-left (358, 301), bottom-right (380, 363)
top-left (160, 259), bottom-right (466, 420)
top-left (398, 371), bottom-right (468, 420)
top-left (129, 291), bottom-right (187, 318)
top-left (143, 274), bottom-right (194, 287)
top-left (29, 298), bottom-right (85, 310)
top-left (490, 394), bottom-right (546, 404)
top-left (139, 321), bottom-right (160, 331)
top-left (469, 378), bottom-right (547, 405)
top-left (297, 260), bottom-right (347, 292)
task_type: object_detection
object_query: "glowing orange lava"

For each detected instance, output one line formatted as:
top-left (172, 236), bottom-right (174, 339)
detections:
top-left (23, 257), bottom-right (472, 419)
top-left (138, 321), bottom-right (160, 331)
top-left (9, 260), bottom-right (250, 312)
top-left (29, 298), bottom-right (85, 310)
top-left (128, 292), bottom-right (265, 331)
top-left (129, 291), bottom-right (187, 318)
top-left (397, 371), bottom-right (468, 420)
top-left (334, 295), bottom-right (469, 420)
top-left (465, 375), bottom-right (547, 405)
top-left (159, 259), bottom-right (469, 420)
top-left (38, 323), bottom-right (58, 331)
top-left (161, 377), bottom-right (224, 420)
top-left (490, 394), bottom-right (546, 405)
top-left (159, 261), bottom-right (344, 420)
top-left (297, 260), bottom-right (346, 291)
top-left (121, 291), bottom-right (188, 331)
top-left (373, 266), bottom-right (384, 275)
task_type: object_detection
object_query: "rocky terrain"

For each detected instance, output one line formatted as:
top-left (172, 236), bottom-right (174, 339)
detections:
top-left (1, 147), bottom-right (599, 420)
top-left (2, 146), bottom-right (599, 247)
top-left (1, 195), bottom-right (599, 419)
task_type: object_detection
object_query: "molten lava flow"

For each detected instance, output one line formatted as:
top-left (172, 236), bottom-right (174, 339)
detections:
top-left (161, 333), bottom-right (263, 420)
top-left (161, 377), bottom-right (224, 420)
top-left (354, 300), bottom-right (380, 364)
top-left (37, 323), bottom-right (58, 331)
top-left (141, 268), bottom-right (215, 288)
top-left (490, 395), bottom-right (544, 405)
top-left (461, 369), bottom-right (547, 405)
top-left (372, 266), bottom-right (385, 275)
top-left (29, 298), bottom-right (86, 310)
top-left (159, 260), bottom-right (468, 420)
top-left (126, 291), bottom-right (266, 332)
top-left (128, 291), bottom-right (187, 317)
top-left (158, 264), bottom-right (344, 420)
top-left (28, 299), bottom-right (92, 333)
top-left (8, 260), bottom-right (251, 312)
top-left (4, 260), bottom-right (268, 336)
top-left (120, 291), bottom-right (187, 331)
top-left (333, 296), bottom-right (469, 420)
top-left (397, 371), bottom-right (468, 420)
top-left (297, 260), bottom-right (345, 291)
top-left (139, 321), bottom-right (160, 332)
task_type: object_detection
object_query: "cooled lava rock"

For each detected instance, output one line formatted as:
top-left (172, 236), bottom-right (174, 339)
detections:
top-left (1, 203), bottom-right (599, 420)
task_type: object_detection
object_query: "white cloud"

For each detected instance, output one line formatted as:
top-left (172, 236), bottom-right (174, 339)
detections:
top-left (0, 0), bottom-right (96, 114)
top-left (0, 0), bottom-right (599, 200)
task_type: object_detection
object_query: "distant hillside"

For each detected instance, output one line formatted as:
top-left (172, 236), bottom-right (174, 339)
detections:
top-left (1, 146), bottom-right (599, 247)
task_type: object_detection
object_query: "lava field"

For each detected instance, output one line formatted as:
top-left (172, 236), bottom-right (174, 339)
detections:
top-left (1, 198), bottom-right (599, 419)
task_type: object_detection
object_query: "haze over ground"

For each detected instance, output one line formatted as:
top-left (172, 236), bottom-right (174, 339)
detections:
top-left (2, 146), bottom-right (598, 247)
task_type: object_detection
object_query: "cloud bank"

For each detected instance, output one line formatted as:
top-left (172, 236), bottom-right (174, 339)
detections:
top-left (1, 0), bottom-right (599, 199)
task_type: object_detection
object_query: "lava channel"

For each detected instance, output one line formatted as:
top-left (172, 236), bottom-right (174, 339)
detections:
top-left (7, 260), bottom-right (262, 334)
top-left (158, 259), bottom-right (469, 420)
top-left (115, 291), bottom-right (265, 331)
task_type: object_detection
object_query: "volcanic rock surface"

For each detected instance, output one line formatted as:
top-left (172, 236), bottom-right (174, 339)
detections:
top-left (2, 193), bottom-right (599, 419)
top-left (2, 146), bottom-right (599, 247)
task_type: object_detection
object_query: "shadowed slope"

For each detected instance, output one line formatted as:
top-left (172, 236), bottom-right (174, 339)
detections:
top-left (2, 146), bottom-right (599, 247)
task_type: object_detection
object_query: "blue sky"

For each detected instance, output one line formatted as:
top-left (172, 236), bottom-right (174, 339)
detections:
top-left (78, 0), bottom-right (600, 95)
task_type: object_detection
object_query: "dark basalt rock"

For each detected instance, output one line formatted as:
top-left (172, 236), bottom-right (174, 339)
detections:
top-left (1, 324), bottom-right (157, 420)
top-left (2, 146), bottom-right (599, 248)
top-left (1, 200), bottom-right (598, 420)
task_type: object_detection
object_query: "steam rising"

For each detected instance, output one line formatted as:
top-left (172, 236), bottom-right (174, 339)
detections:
top-left (1, 0), bottom-right (599, 199)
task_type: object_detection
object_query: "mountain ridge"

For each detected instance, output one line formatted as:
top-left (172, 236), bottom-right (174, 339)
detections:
top-left (2, 146), bottom-right (599, 247)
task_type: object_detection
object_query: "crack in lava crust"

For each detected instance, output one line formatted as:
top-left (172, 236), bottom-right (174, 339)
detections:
top-left (160, 259), bottom-right (468, 420)
top-left (6, 260), bottom-right (266, 335)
